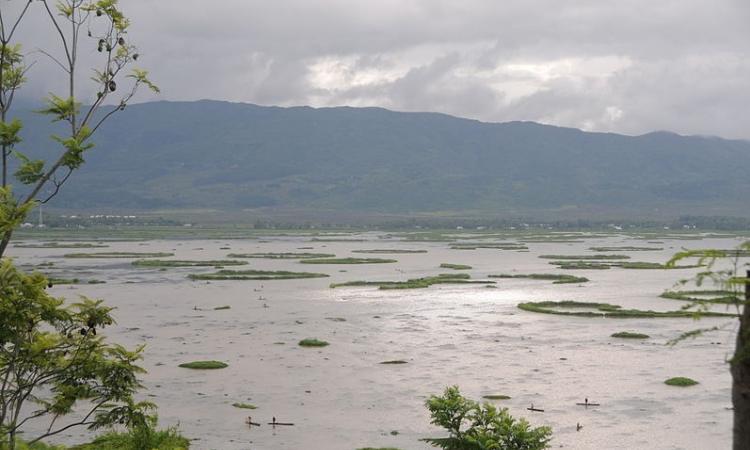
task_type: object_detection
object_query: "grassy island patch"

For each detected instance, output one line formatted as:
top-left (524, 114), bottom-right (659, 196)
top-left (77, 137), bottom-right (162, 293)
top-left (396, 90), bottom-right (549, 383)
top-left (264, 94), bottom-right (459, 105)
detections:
top-left (489, 273), bottom-right (589, 284)
top-left (664, 377), bottom-right (699, 387)
top-left (450, 243), bottom-right (528, 250)
top-left (517, 300), bottom-right (735, 318)
top-left (548, 261), bottom-right (612, 270)
top-left (227, 252), bottom-right (335, 259)
top-left (380, 360), bottom-right (408, 364)
top-left (299, 338), bottom-right (329, 347)
top-left (300, 257), bottom-right (397, 264)
top-left (539, 254), bottom-right (630, 260)
top-left (47, 277), bottom-right (106, 285)
top-left (64, 251), bottom-right (174, 259)
top-left (232, 402), bottom-right (257, 409)
top-left (178, 360), bottom-right (228, 369)
top-left (440, 263), bottom-right (473, 270)
top-left (189, 269), bottom-right (329, 281)
top-left (620, 262), bottom-right (704, 269)
top-left (330, 273), bottom-right (493, 290)
top-left (660, 290), bottom-right (739, 304)
top-left (133, 259), bottom-right (248, 268)
top-left (482, 394), bottom-right (511, 400)
top-left (16, 242), bottom-right (108, 249)
top-left (611, 331), bottom-right (650, 339)
top-left (352, 249), bottom-right (427, 254)
top-left (590, 246), bottom-right (663, 252)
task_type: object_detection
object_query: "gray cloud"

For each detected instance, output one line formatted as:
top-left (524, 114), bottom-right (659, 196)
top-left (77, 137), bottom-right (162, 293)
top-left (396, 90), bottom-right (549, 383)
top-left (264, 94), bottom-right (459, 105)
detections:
top-left (5, 0), bottom-right (750, 139)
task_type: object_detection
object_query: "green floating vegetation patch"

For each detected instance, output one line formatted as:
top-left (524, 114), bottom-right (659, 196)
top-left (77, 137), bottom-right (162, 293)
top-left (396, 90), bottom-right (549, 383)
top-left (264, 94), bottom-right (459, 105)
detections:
top-left (227, 252), bottom-right (335, 259)
top-left (213, 305), bottom-right (231, 310)
top-left (539, 254), bottom-right (630, 260)
top-left (15, 242), bottom-right (109, 248)
top-left (300, 257), bottom-right (397, 264)
top-left (188, 270), bottom-right (329, 280)
top-left (488, 273), bottom-right (589, 284)
top-left (548, 261), bottom-right (612, 270)
top-left (380, 360), bottom-right (408, 364)
top-left (450, 243), bottom-right (528, 250)
top-left (664, 377), bottom-right (699, 387)
top-left (47, 277), bottom-right (106, 285)
top-left (310, 237), bottom-right (366, 242)
top-left (620, 262), bottom-right (703, 270)
top-left (232, 402), bottom-right (257, 409)
top-left (440, 263), bottom-right (473, 270)
top-left (64, 251), bottom-right (174, 259)
top-left (178, 360), bottom-right (228, 369)
top-left (330, 273), bottom-right (492, 290)
top-left (356, 448), bottom-right (404, 450)
top-left (517, 301), bottom-right (735, 318)
top-left (546, 260), bottom-right (703, 270)
top-left (299, 338), bottom-right (329, 347)
top-left (132, 259), bottom-right (248, 267)
top-left (482, 394), bottom-right (511, 400)
top-left (660, 290), bottom-right (739, 304)
top-left (611, 331), bottom-right (650, 339)
top-left (590, 246), bottom-right (663, 252)
top-left (352, 249), bottom-right (427, 254)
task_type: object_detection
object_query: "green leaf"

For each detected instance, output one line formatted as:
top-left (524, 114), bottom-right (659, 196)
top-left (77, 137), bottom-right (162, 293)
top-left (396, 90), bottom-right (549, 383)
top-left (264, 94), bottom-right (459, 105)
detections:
top-left (0, 119), bottom-right (23, 148)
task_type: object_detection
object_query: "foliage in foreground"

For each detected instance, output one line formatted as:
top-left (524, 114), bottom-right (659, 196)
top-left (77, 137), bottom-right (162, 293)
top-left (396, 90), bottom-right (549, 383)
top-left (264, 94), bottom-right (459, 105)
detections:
top-left (4, 423), bottom-right (190, 450)
top-left (0, 259), bottom-right (156, 448)
top-left (424, 386), bottom-right (551, 450)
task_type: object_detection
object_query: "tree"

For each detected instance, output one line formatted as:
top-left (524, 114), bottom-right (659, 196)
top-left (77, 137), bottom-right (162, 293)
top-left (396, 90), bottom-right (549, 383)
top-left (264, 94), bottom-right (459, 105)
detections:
top-left (424, 386), bottom-right (552, 450)
top-left (0, 1), bottom-right (159, 448)
top-left (0, 260), bottom-right (154, 449)
top-left (0, 0), bottom-right (158, 259)
top-left (666, 242), bottom-right (750, 450)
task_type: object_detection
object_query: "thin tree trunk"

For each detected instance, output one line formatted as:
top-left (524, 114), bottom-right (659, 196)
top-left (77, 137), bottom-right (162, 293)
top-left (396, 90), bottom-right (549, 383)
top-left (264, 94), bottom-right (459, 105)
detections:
top-left (732, 270), bottom-right (750, 450)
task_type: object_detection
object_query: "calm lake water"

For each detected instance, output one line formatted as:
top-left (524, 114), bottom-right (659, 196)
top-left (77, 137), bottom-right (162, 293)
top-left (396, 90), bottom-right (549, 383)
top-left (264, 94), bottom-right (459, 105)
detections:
top-left (9, 231), bottom-right (746, 450)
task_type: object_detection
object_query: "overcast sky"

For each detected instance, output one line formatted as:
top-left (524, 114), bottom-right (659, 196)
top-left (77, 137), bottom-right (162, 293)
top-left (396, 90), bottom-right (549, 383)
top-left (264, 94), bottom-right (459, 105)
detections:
top-left (8, 0), bottom-right (750, 139)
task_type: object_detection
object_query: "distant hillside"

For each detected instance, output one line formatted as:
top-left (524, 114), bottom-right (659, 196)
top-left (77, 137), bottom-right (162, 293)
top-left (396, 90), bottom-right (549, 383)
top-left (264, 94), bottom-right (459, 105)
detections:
top-left (12, 100), bottom-right (750, 217)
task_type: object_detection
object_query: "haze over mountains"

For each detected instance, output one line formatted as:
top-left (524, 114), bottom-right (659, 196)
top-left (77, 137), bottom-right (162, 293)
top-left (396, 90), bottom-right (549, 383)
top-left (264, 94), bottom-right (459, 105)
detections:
top-left (15, 100), bottom-right (750, 219)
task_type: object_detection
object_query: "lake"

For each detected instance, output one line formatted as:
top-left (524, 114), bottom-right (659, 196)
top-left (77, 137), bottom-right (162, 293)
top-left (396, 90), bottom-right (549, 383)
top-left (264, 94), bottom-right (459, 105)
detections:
top-left (10, 230), bottom-right (745, 450)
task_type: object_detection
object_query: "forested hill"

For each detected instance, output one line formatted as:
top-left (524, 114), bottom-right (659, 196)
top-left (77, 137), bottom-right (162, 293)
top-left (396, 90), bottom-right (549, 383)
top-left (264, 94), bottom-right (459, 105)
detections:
top-left (14, 100), bottom-right (750, 216)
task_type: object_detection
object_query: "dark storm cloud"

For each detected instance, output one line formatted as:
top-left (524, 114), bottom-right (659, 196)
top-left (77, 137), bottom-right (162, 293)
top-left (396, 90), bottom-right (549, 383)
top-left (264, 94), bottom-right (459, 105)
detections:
top-left (6, 0), bottom-right (750, 139)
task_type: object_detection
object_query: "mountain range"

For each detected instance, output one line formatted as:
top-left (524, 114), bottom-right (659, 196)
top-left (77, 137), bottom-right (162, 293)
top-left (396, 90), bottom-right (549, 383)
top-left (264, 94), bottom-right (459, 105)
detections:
top-left (13, 100), bottom-right (750, 218)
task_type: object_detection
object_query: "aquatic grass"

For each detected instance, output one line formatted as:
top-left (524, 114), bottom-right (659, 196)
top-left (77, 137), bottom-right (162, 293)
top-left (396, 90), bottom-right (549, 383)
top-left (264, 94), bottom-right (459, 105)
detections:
top-left (590, 246), bottom-right (663, 252)
top-left (15, 242), bottom-right (108, 248)
top-left (232, 402), bottom-right (257, 409)
top-left (299, 338), bottom-right (329, 347)
top-left (450, 243), bottom-right (528, 250)
top-left (352, 249), bottom-right (427, 254)
top-left (517, 301), bottom-right (735, 318)
top-left (660, 290), bottom-right (739, 304)
top-left (539, 254), bottom-right (630, 260)
top-left (440, 263), bottom-right (473, 270)
top-left (178, 360), bottom-right (228, 369)
top-left (380, 360), bottom-right (408, 364)
top-left (548, 261), bottom-right (613, 270)
top-left (664, 377), bottom-right (699, 387)
top-left (132, 259), bottom-right (248, 267)
top-left (330, 273), bottom-right (492, 290)
top-left (300, 257), bottom-right (397, 264)
top-left (227, 252), bottom-right (335, 259)
top-left (188, 270), bottom-right (329, 280)
top-left (482, 394), bottom-right (511, 400)
top-left (619, 261), bottom-right (703, 269)
top-left (213, 305), bottom-right (231, 310)
top-left (64, 251), bottom-right (174, 258)
top-left (488, 273), bottom-right (589, 284)
top-left (611, 331), bottom-right (650, 339)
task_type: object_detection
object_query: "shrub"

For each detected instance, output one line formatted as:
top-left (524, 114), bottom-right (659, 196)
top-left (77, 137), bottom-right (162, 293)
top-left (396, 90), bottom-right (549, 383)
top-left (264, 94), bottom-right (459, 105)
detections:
top-left (424, 386), bottom-right (551, 450)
